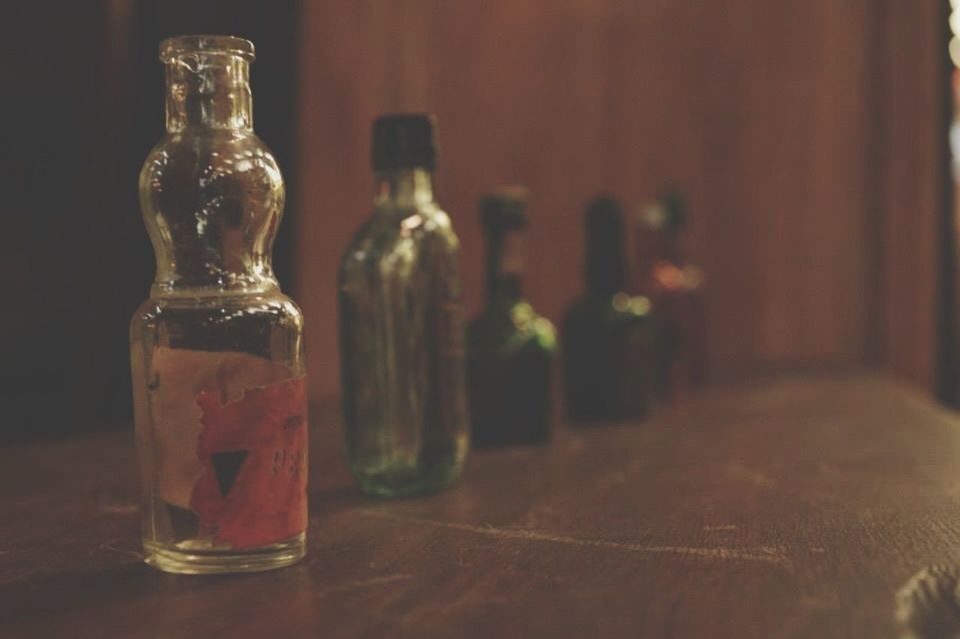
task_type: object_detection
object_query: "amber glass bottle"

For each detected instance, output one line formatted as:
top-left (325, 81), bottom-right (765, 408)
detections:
top-left (130, 36), bottom-right (306, 574)
top-left (634, 191), bottom-right (707, 398)
top-left (563, 196), bottom-right (654, 421)
top-left (467, 188), bottom-right (556, 447)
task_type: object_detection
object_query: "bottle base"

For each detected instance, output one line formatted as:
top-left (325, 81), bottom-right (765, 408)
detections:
top-left (354, 461), bottom-right (464, 499)
top-left (472, 432), bottom-right (551, 448)
top-left (356, 476), bottom-right (455, 499)
top-left (143, 534), bottom-right (306, 575)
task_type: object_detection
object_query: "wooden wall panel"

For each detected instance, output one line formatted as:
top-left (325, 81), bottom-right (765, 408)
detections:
top-left (876, 0), bottom-right (948, 393)
top-left (294, 0), bottom-right (945, 398)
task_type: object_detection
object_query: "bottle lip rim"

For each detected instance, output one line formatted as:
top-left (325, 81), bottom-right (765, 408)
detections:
top-left (159, 35), bottom-right (255, 62)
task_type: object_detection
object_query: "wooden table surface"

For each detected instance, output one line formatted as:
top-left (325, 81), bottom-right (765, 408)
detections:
top-left (4, 373), bottom-right (960, 638)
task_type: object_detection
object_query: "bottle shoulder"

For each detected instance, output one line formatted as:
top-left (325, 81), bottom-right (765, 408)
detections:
top-left (564, 294), bottom-right (652, 326)
top-left (469, 301), bottom-right (556, 354)
top-left (354, 203), bottom-right (457, 240)
top-left (140, 130), bottom-right (281, 188)
top-left (131, 292), bottom-right (303, 325)
top-left (339, 204), bottom-right (460, 277)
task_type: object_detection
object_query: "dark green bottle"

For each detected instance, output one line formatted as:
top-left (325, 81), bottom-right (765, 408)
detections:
top-left (563, 196), bottom-right (654, 422)
top-left (338, 114), bottom-right (468, 497)
top-left (467, 187), bottom-right (556, 446)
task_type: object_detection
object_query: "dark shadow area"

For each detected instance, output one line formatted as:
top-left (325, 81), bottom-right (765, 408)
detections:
top-left (0, 0), bottom-right (299, 441)
top-left (308, 484), bottom-right (368, 521)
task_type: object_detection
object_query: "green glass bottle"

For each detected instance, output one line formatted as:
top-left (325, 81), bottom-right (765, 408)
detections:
top-left (338, 114), bottom-right (469, 497)
top-left (467, 188), bottom-right (556, 446)
top-left (563, 196), bottom-right (654, 422)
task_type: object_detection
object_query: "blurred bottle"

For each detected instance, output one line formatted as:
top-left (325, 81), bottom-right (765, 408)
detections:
top-left (633, 190), bottom-right (707, 398)
top-left (563, 196), bottom-right (655, 421)
top-left (339, 114), bottom-right (469, 497)
top-left (467, 188), bottom-right (556, 446)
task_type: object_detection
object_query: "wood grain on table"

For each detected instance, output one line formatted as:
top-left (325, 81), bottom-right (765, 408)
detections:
top-left (2, 373), bottom-right (960, 638)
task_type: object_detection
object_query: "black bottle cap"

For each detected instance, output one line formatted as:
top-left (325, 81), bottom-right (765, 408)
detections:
top-left (371, 113), bottom-right (437, 171)
top-left (480, 186), bottom-right (529, 233)
top-left (585, 195), bottom-right (626, 293)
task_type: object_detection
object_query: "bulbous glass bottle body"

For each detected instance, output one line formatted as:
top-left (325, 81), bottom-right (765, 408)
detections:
top-left (563, 293), bottom-right (654, 421)
top-left (468, 299), bottom-right (555, 446)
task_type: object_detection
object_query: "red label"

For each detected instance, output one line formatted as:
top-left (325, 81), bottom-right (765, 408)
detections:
top-left (191, 376), bottom-right (308, 550)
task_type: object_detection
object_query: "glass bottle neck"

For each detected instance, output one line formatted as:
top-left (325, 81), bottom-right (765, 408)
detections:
top-left (373, 167), bottom-right (435, 208)
top-left (489, 274), bottom-right (524, 305)
top-left (486, 230), bottom-right (526, 305)
top-left (587, 247), bottom-right (625, 298)
top-left (165, 54), bottom-right (253, 131)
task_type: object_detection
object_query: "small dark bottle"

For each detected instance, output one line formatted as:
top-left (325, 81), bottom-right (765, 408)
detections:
top-left (467, 187), bottom-right (556, 446)
top-left (633, 190), bottom-right (707, 399)
top-left (563, 196), bottom-right (654, 422)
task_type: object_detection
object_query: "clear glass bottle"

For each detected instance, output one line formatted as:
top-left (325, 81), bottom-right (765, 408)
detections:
top-left (467, 188), bottom-right (555, 446)
top-left (339, 114), bottom-right (469, 497)
top-left (564, 196), bottom-right (655, 422)
top-left (130, 36), bottom-right (307, 574)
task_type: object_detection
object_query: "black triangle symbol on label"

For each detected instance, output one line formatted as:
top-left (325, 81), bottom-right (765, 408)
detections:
top-left (211, 450), bottom-right (248, 497)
